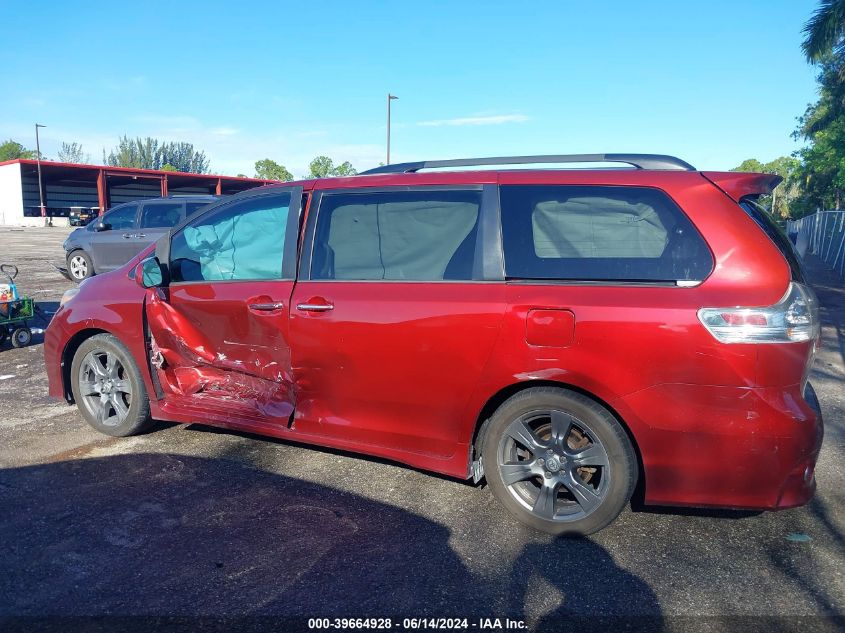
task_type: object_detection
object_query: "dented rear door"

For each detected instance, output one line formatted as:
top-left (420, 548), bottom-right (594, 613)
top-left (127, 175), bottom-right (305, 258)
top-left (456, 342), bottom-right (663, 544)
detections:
top-left (145, 187), bottom-right (302, 426)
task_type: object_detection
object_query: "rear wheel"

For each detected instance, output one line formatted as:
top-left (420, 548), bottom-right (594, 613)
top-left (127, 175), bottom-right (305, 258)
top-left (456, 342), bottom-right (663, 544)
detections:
top-left (70, 333), bottom-right (152, 437)
top-left (482, 387), bottom-right (637, 536)
top-left (67, 250), bottom-right (94, 282)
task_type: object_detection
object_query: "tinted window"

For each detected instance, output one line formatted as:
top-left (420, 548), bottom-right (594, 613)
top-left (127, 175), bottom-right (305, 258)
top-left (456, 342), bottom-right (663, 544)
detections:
top-left (170, 193), bottom-right (291, 282)
top-left (103, 204), bottom-right (138, 230)
top-left (139, 202), bottom-right (183, 228)
top-left (500, 185), bottom-right (713, 282)
top-left (186, 201), bottom-right (212, 217)
top-left (739, 197), bottom-right (805, 283)
top-left (312, 189), bottom-right (481, 281)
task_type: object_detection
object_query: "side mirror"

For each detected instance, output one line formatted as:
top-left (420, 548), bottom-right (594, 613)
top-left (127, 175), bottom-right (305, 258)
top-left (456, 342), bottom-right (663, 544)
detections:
top-left (94, 222), bottom-right (110, 232)
top-left (135, 256), bottom-right (164, 288)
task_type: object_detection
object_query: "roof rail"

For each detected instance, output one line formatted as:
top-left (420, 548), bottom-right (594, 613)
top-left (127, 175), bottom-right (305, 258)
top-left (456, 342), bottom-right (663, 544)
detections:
top-left (359, 153), bottom-right (696, 175)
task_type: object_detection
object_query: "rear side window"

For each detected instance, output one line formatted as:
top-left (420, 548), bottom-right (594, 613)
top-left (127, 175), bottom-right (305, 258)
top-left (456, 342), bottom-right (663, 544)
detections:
top-left (139, 202), bottom-right (183, 228)
top-left (311, 189), bottom-right (481, 281)
top-left (739, 197), bottom-right (805, 283)
top-left (500, 185), bottom-right (713, 282)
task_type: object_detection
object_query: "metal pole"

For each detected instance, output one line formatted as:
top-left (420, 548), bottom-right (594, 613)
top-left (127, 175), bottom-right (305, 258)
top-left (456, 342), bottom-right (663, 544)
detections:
top-left (832, 212), bottom-right (845, 274)
top-left (824, 212), bottom-right (834, 262)
top-left (820, 212), bottom-right (827, 261)
top-left (827, 212), bottom-right (839, 262)
top-left (386, 93), bottom-right (398, 165)
top-left (35, 123), bottom-right (49, 226)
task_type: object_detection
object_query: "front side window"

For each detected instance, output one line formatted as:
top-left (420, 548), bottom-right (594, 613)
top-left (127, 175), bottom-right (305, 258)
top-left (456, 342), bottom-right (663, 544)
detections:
top-left (169, 193), bottom-right (291, 282)
top-left (139, 202), bottom-right (183, 229)
top-left (500, 185), bottom-right (713, 282)
top-left (311, 189), bottom-right (481, 281)
top-left (103, 204), bottom-right (138, 230)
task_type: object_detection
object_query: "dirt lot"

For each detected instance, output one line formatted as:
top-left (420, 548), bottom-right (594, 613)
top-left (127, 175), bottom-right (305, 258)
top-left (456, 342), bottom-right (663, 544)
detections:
top-left (1, 226), bottom-right (843, 629)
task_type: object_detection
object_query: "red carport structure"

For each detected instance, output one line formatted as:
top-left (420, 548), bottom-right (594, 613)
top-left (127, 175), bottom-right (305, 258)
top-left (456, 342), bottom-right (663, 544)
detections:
top-left (0, 159), bottom-right (276, 226)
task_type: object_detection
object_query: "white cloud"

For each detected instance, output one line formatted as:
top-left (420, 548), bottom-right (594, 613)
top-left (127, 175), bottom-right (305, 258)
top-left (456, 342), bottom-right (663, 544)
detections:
top-left (417, 114), bottom-right (529, 127)
top-left (1, 113), bottom-right (383, 178)
top-left (209, 126), bottom-right (239, 137)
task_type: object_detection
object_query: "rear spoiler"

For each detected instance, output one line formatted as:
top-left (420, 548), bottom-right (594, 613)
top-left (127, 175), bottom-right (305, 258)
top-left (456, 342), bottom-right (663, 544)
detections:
top-left (701, 171), bottom-right (783, 202)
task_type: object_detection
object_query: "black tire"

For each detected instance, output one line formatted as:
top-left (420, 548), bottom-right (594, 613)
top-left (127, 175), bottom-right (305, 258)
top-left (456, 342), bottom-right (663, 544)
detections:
top-left (10, 327), bottom-right (32, 348)
top-left (70, 333), bottom-right (152, 437)
top-left (67, 250), bottom-right (94, 282)
top-left (482, 387), bottom-right (637, 536)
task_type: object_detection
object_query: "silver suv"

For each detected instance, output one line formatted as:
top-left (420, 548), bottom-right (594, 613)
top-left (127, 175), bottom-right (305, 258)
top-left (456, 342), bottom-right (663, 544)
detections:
top-left (62, 195), bottom-right (218, 281)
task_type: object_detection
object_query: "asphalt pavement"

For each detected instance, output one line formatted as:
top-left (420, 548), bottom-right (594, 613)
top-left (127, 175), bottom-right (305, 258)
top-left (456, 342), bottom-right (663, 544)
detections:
top-left (0, 226), bottom-right (843, 631)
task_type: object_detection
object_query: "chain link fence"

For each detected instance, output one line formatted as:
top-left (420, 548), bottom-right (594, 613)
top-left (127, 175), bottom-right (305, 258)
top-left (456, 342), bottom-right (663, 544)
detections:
top-left (787, 211), bottom-right (845, 280)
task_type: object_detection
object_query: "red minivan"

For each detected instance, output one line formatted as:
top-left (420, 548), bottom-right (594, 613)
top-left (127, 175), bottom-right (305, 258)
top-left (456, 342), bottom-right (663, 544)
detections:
top-left (45, 154), bottom-right (823, 535)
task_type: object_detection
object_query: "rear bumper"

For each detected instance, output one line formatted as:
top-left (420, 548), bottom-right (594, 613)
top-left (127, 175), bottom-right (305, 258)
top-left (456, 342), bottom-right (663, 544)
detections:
top-left (618, 381), bottom-right (824, 510)
top-left (775, 382), bottom-right (823, 509)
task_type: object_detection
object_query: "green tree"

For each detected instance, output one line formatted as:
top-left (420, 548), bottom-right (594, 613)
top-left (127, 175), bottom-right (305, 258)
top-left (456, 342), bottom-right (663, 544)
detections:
top-left (796, 116), bottom-right (845, 210)
top-left (105, 136), bottom-right (210, 173)
top-left (732, 158), bottom-right (765, 173)
top-left (792, 52), bottom-right (845, 211)
top-left (332, 160), bottom-right (357, 177)
top-left (254, 158), bottom-right (293, 181)
top-left (0, 139), bottom-right (37, 161)
top-left (731, 156), bottom-right (803, 219)
top-left (308, 155), bottom-right (357, 178)
top-left (802, 0), bottom-right (845, 63)
top-left (57, 142), bottom-right (89, 164)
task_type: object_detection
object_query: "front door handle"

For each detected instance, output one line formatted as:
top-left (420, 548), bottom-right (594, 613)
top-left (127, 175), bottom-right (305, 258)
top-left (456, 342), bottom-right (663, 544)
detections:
top-left (296, 302), bottom-right (334, 312)
top-left (248, 301), bottom-right (285, 311)
top-left (135, 233), bottom-right (146, 239)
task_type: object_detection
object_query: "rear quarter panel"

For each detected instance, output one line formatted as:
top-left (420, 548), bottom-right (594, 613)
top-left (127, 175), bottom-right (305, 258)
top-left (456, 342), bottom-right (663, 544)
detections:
top-left (454, 171), bottom-right (796, 497)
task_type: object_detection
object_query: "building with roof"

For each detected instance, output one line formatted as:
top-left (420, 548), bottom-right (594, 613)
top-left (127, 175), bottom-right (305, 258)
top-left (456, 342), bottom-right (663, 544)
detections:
top-left (0, 159), bottom-right (274, 226)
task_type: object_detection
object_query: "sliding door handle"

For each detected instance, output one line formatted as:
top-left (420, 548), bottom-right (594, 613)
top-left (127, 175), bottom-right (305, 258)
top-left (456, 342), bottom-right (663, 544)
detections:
top-left (296, 302), bottom-right (334, 312)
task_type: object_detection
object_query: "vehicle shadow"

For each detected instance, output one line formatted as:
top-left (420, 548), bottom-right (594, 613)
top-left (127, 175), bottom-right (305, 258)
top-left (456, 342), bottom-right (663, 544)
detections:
top-left (0, 452), bottom-right (662, 627)
top-left (506, 538), bottom-right (662, 629)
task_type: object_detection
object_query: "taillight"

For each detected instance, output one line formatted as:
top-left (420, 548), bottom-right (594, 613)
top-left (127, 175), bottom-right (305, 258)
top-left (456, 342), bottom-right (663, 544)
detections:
top-left (698, 283), bottom-right (819, 344)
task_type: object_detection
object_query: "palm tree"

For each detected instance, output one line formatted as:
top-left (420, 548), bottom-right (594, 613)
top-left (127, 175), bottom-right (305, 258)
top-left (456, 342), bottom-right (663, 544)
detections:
top-left (802, 0), bottom-right (845, 63)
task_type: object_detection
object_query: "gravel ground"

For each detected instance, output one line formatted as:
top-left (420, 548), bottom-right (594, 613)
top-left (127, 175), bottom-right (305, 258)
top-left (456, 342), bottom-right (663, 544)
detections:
top-left (0, 226), bottom-right (843, 631)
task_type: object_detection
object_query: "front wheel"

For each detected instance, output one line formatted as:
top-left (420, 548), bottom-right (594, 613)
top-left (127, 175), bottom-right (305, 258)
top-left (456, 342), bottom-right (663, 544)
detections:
top-left (67, 250), bottom-right (94, 282)
top-left (70, 333), bottom-right (152, 437)
top-left (482, 387), bottom-right (637, 536)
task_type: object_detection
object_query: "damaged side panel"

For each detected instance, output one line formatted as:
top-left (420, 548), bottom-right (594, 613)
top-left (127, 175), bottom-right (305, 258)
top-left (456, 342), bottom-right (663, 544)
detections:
top-left (145, 282), bottom-right (301, 426)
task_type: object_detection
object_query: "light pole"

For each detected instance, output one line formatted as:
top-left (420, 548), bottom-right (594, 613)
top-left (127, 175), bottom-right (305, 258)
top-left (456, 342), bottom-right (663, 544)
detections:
top-left (387, 93), bottom-right (398, 164)
top-left (35, 123), bottom-right (49, 226)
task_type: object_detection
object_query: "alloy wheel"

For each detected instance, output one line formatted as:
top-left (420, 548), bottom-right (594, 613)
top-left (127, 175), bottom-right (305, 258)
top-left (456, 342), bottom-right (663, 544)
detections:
top-left (77, 350), bottom-right (133, 427)
top-left (496, 410), bottom-right (611, 522)
top-left (69, 255), bottom-right (88, 280)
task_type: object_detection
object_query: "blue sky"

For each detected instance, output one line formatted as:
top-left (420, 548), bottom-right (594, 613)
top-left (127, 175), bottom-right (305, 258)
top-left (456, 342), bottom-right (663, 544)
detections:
top-left (0, 1), bottom-right (822, 177)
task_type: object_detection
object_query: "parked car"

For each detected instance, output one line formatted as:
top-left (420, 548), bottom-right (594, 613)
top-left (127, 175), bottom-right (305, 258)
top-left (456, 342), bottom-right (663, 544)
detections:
top-left (62, 195), bottom-right (218, 281)
top-left (45, 154), bottom-right (823, 535)
top-left (68, 207), bottom-right (98, 227)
